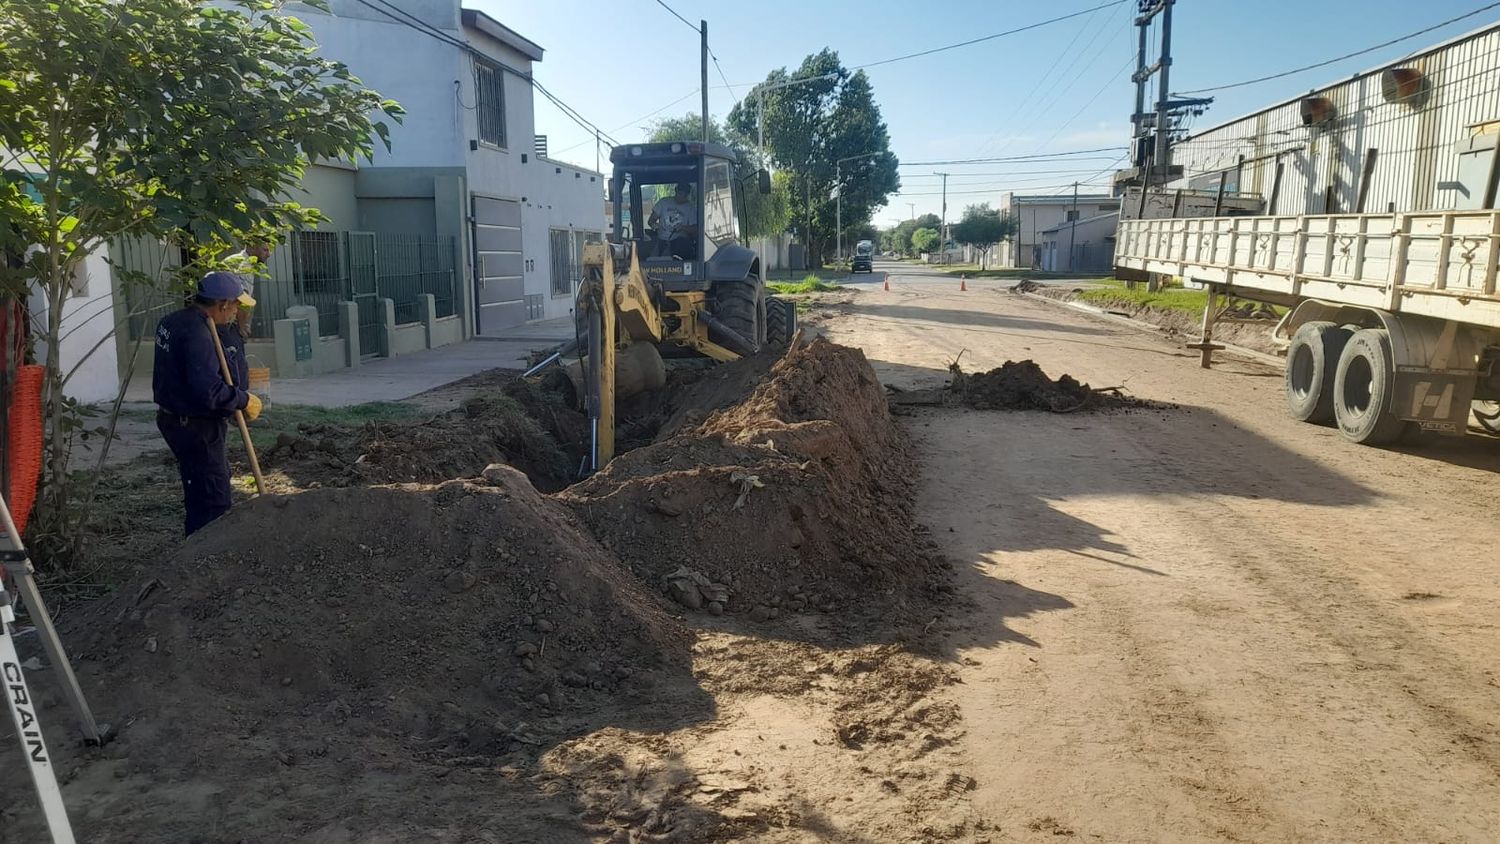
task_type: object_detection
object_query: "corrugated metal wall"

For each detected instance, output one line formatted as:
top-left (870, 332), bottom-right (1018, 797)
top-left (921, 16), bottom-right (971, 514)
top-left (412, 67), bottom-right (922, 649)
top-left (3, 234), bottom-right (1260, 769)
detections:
top-left (1171, 24), bottom-right (1500, 216)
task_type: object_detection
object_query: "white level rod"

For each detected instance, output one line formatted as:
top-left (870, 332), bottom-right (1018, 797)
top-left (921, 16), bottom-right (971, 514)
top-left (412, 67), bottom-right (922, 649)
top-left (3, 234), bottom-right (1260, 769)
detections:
top-left (1, 592), bottom-right (75, 842)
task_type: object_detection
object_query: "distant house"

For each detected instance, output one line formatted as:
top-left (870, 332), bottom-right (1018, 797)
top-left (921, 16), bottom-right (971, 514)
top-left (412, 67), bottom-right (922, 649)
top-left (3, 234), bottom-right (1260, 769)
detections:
top-left (997, 192), bottom-right (1119, 269)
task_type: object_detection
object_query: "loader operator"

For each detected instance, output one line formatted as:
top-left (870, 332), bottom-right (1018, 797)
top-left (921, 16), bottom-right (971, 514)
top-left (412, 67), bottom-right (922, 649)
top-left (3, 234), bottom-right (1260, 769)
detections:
top-left (648, 181), bottom-right (698, 259)
top-left (152, 272), bottom-right (263, 536)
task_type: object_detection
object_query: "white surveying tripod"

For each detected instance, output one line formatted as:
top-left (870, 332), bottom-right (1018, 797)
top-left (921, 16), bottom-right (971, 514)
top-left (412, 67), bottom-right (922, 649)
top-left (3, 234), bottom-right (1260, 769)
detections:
top-left (0, 494), bottom-right (99, 842)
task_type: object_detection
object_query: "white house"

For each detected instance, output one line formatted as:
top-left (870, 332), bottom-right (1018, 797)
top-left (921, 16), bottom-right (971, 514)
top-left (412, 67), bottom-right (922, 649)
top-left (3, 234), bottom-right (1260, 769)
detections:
top-left (288, 1), bottom-right (605, 333)
top-left (80, 1), bottom-right (609, 397)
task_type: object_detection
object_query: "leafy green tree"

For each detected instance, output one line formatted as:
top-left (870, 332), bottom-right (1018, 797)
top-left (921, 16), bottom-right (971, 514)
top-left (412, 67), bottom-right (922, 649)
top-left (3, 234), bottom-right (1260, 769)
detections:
top-left (911, 227), bottom-right (940, 255)
top-left (888, 213), bottom-right (940, 256)
top-left (727, 49), bottom-right (900, 266)
top-left (951, 203), bottom-right (1017, 269)
top-left (646, 114), bottom-right (791, 242)
top-left (0, 0), bottom-right (400, 565)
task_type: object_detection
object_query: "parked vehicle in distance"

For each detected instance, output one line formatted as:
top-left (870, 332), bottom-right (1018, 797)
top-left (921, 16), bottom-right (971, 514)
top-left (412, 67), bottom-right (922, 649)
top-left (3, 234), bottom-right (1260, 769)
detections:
top-left (852, 239), bottom-right (874, 273)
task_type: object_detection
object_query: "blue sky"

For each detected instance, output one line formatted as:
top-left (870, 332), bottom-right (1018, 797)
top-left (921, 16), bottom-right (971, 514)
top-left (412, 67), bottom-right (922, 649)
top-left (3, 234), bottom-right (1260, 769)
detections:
top-left (473, 0), bottom-right (1498, 227)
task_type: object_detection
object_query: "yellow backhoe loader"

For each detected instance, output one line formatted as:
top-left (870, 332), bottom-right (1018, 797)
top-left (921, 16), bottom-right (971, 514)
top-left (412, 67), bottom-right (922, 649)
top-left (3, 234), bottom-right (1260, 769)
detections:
top-left (564, 141), bottom-right (795, 472)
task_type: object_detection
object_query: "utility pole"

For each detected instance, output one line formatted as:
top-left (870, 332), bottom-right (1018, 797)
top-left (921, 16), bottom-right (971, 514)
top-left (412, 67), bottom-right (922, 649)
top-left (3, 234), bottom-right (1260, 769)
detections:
top-left (1130, 1), bottom-right (1210, 188)
top-left (1069, 181), bottom-right (1079, 273)
top-left (699, 20), bottom-right (709, 143)
top-left (906, 203), bottom-right (915, 221)
top-left (936, 172), bottom-right (949, 264)
top-left (1152, 1), bottom-right (1173, 170)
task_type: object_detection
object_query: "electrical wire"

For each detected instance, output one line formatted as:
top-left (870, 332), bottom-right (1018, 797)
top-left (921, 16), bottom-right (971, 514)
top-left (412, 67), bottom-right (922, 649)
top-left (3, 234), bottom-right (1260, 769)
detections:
top-left (350, 0), bottom-right (619, 147)
top-left (969, 4), bottom-right (1107, 158)
top-left (899, 147), bottom-right (1127, 166)
top-left (850, 0), bottom-right (1129, 71)
top-left (1176, 2), bottom-right (1500, 94)
top-left (651, 0), bottom-right (698, 32)
top-left (980, 0), bottom-right (1130, 160)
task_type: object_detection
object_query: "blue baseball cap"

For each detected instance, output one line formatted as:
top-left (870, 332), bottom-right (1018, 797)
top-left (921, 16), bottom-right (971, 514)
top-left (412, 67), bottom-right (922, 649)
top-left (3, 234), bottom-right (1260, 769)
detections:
top-left (198, 271), bottom-right (255, 307)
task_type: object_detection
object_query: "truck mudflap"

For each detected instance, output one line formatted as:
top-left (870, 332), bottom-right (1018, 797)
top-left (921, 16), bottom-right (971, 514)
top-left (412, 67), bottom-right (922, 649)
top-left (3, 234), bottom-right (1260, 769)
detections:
top-left (1394, 370), bottom-right (1476, 432)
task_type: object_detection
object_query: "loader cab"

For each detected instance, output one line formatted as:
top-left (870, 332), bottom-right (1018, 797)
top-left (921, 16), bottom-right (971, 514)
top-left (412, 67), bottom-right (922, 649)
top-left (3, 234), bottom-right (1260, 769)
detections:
top-left (609, 141), bottom-right (756, 292)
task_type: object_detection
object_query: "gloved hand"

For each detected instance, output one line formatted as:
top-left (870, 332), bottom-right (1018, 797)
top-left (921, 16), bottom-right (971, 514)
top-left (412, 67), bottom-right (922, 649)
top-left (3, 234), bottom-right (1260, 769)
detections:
top-left (243, 392), bottom-right (263, 422)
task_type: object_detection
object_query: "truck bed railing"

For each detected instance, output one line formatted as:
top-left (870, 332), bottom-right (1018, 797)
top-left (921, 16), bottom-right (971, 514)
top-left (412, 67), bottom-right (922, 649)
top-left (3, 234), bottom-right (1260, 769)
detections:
top-left (1114, 211), bottom-right (1500, 328)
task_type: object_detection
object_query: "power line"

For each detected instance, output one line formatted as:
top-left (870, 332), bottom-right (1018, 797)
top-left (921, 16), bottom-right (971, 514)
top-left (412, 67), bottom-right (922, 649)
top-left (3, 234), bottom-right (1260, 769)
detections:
top-left (850, 0), bottom-right (1129, 71)
top-left (350, 0), bottom-right (619, 147)
top-left (712, 54), bottom-right (740, 108)
top-left (551, 88), bottom-right (701, 155)
top-left (1176, 2), bottom-right (1500, 95)
top-left (980, 0), bottom-right (1129, 160)
top-left (898, 147), bottom-right (1127, 166)
top-left (971, 2), bottom-right (1113, 159)
top-left (651, 0), bottom-right (698, 32)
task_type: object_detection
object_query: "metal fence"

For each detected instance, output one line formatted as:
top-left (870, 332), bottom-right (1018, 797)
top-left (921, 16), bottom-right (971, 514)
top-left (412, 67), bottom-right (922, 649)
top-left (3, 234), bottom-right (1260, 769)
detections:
top-left (121, 231), bottom-right (459, 347)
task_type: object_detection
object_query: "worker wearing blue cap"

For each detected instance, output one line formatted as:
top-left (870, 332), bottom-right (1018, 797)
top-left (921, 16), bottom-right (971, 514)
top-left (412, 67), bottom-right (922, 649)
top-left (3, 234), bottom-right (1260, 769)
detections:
top-left (152, 272), bottom-right (264, 535)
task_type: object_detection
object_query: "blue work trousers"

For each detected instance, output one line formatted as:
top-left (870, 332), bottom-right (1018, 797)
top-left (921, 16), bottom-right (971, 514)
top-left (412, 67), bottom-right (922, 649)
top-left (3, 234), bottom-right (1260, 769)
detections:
top-left (157, 412), bottom-right (232, 536)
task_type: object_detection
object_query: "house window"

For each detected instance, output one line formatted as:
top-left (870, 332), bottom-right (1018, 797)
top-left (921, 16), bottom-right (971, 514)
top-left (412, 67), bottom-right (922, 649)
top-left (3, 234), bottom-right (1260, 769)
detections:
top-left (1065, 210), bottom-right (1080, 221)
top-left (550, 229), bottom-right (603, 297)
top-left (476, 62), bottom-right (506, 147)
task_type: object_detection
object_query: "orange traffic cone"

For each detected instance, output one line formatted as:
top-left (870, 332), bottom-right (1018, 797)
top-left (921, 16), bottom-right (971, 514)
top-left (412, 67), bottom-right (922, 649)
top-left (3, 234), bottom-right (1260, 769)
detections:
top-left (883, 278), bottom-right (890, 291)
top-left (960, 275), bottom-right (968, 292)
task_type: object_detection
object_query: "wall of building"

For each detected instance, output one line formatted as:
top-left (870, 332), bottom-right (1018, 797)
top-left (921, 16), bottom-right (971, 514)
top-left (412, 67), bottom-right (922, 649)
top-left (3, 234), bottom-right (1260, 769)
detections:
top-left (297, 162), bottom-right (360, 229)
top-left (1171, 24), bottom-right (1500, 215)
top-left (34, 249), bottom-right (121, 403)
top-left (1040, 214), bottom-right (1119, 273)
top-left (300, 0), bottom-right (467, 170)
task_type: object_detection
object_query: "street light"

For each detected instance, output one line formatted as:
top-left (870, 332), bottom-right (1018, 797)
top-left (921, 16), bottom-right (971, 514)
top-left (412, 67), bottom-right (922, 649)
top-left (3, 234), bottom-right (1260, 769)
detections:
top-left (754, 72), bottom-right (837, 278)
top-left (836, 151), bottom-right (880, 263)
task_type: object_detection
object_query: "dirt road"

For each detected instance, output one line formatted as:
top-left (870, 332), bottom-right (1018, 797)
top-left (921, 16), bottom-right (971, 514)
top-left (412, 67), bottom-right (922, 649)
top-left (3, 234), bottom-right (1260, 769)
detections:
top-left (819, 262), bottom-right (1500, 842)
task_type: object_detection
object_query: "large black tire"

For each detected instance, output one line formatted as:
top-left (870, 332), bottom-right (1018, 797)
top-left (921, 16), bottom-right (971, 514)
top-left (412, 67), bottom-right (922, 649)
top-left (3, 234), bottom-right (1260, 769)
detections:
top-left (711, 280), bottom-right (762, 352)
top-left (1474, 400), bottom-right (1500, 435)
top-left (1284, 321), bottom-right (1351, 424)
top-left (1333, 328), bottom-right (1411, 445)
top-left (766, 296), bottom-right (795, 349)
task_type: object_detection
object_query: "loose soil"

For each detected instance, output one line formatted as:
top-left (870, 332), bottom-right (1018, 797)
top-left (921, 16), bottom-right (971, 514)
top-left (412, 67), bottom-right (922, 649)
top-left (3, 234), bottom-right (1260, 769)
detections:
top-left (4, 338), bottom-right (969, 842)
top-left (263, 390), bottom-right (577, 492)
top-left (949, 359), bottom-right (1168, 413)
top-left (563, 338), bottom-right (950, 623)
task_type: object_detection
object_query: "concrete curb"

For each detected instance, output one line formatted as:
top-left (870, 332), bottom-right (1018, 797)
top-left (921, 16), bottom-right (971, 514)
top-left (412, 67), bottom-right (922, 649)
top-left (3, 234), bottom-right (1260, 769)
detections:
top-left (1018, 291), bottom-right (1286, 369)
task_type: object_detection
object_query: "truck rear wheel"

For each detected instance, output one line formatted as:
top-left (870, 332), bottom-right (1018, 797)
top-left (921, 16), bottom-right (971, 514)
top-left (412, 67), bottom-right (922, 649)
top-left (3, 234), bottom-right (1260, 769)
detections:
top-left (1284, 321), bottom-right (1350, 424)
top-left (1333, 328), bottom-right (1411, 445)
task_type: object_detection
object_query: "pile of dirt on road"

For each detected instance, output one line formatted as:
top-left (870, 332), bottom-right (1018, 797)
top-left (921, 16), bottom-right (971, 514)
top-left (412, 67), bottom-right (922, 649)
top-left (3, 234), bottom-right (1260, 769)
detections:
top-left (21, 468), bottom-right (691, 839)
top-left (950, 359), bottom-right (1148, 413)
top-left (264, 389), bottom-right (578, 492)
top-left (563, 338), bottom-right (945, 621)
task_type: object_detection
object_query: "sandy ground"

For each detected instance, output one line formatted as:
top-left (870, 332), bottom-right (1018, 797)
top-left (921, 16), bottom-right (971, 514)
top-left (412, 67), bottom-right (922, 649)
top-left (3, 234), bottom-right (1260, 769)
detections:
top-left (813, 262), bottom-right (1500, 842)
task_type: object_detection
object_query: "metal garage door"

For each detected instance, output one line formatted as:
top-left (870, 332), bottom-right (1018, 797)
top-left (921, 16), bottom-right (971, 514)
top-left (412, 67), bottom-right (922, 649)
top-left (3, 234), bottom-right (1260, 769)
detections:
top-left (471, 195), bottom-right (525, 335)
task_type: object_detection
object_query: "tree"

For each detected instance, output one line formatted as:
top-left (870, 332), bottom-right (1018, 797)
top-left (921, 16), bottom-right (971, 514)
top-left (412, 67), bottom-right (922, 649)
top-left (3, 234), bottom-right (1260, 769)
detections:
top-left (888, 213), bottom-right (940, 256)
top-left (0, 0), bottom-right (401, 566)
top-left (646, 114), bottom-right (790, 241)
top-left (727, 49), bottom-right (900, 266)
top-left (911, 227), bottom-right (940, 255)
top-left (951, 204), bottom-right (1017, 270)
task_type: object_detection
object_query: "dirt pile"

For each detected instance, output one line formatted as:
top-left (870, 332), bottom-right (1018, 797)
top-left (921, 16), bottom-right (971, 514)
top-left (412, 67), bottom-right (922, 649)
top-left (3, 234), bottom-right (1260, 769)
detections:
top-left (264, 390), bottom-right (577, 492)
top-left (563, 338), bottom-right (945, 621)
top-left (27, 468), bottom-right (692, 839)
top-left (950, 359), bottom-right (1160, 413)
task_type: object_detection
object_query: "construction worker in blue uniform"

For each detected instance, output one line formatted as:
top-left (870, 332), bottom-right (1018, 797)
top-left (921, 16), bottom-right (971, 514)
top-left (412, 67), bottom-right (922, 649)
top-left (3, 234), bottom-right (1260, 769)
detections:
top-left (153, 272), bottom-right (263, 536)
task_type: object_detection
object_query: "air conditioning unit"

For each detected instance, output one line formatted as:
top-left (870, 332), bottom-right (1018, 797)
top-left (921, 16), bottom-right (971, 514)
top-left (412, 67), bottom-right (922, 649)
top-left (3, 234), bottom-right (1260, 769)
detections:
top-left (1300, 96), bottom-right (1336, 126)
top-left (1381, 67), bottom-right (1428, 107)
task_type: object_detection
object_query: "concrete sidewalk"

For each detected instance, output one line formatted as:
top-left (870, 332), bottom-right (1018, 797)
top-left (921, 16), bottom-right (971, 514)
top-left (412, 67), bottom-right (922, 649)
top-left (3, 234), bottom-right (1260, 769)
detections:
top-left (124, 333), bottom-right (566, 409)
